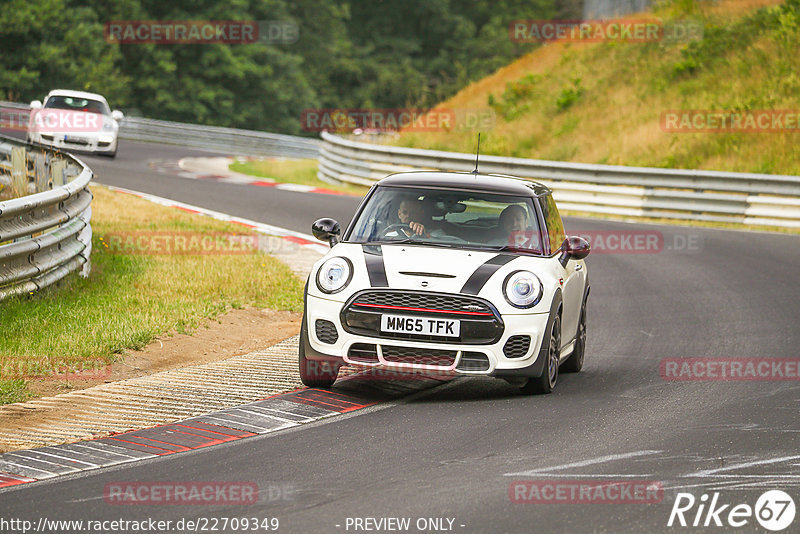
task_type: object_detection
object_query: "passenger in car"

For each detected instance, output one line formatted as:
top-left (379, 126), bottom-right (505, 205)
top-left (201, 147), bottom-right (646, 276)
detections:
top-left (500, 205), bottom-right (528, 233)
top-left (494, 205), bottom-right (541, 250)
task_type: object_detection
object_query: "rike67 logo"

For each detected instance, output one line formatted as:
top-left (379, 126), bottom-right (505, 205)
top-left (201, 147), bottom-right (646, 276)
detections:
top-left (668, 490), bottom-right (796, 531)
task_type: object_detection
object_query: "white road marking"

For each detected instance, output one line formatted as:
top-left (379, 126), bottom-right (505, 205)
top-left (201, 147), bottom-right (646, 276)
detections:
top-left (504, 450), bottom-right (662, 477)
top-left (506, 473), bottom-right (655, 478)
top-left (690, 454), bottom-right (800, 477)
top-left (696, 475), bottom-right (800, 480)
top-left (663, 480), bottom-right (746, 492)
top-left (720, 480), bottom-right (800, 490)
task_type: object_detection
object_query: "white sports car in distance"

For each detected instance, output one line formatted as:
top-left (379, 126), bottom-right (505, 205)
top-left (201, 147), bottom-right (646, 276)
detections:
top-left (27, 89), bottom-right (124, 157)
top-left (301, 171), bottom-right (591, 394)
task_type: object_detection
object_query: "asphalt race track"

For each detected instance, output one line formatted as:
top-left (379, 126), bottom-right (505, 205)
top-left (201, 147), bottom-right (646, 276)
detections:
top-left (83, 141), bottom-right (359, 235)
top-left (2, 139), bottom-right (799, 533)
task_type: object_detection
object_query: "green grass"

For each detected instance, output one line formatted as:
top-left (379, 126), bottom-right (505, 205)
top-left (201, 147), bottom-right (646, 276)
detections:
top-left (0, 379), bottom-right (30, 405)
top-left (230, 158), bottom-right (369, 196)
top-left (393, 0), bottom-right (800, 176)
top-left (0, 185), bottom-right (305, 404)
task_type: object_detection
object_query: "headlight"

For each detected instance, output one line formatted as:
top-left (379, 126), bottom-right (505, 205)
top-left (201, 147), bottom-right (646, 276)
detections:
top-left (503, 270), bottom-right (543, 308)
top-left (316, 257), bottom-right (353, 294)
top-left (98, 133), bottom-right (115, 143)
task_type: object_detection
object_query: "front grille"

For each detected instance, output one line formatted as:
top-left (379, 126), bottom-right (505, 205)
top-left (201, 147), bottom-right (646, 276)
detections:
top-left (351, 291), bottom-right (493, 316)
top-left (314, 319), bottom-right (339, 344)
top-left (503, 335), bottom-right (531, 358)
top-left (64, 137), bottom-right (90, 146)
top-left (348, 343), bottom-right (379, 363)
top-left (342, 290), bottom-right (504, 345)
top-left (381, 345), bottom-right (456, 367)
top-left (457, 352), bottom-right (491, 372)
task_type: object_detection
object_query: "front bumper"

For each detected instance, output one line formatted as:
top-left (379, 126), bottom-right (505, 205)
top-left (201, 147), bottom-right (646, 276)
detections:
top-left (305, 293), bottom-right (550, 378)
top-left (28, 132), bottom-right (117, 154)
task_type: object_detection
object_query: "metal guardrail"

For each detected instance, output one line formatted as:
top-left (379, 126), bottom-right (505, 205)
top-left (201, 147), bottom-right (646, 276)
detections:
top-left (0, 135), bottom-right (93, 300)
top-left (583, 0), bottom-right (651, 19)
top-left (317, 132), bottom-right (800, 228)
top-left (1, 101), bottom-right (319, 159)
top-left (118, 117), bottom-right (320, 159)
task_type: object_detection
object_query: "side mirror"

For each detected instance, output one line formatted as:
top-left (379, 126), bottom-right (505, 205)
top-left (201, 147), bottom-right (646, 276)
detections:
top-left (312, 218), bottom-right (341, 247)
top-left (558, 236), bottom-right (590, 267)
top-left (566, 236), bottom-right (591, 260)
top-left (30, 100), bottom-right (42, 109)
top-left (111, 110), bottom-right (124, 121)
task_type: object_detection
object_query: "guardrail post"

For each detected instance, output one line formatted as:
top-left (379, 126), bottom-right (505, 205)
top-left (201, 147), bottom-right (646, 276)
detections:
top-left (34, 152), bottom-right (49, 192)
top-left (11, 146), bottom-right (26, 198)
top-left (79, 203), bottom-right (92, 278)
top-left (51, 160), bottom-right (66, 187)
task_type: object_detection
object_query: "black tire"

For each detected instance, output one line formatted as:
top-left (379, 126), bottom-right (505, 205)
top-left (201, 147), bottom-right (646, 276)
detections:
top-left (298, 316), bottom-right (339, 388)
top-left (521, 314), bottom-right (560, 394)
top-left (562, 303), bottom-right (586, 373)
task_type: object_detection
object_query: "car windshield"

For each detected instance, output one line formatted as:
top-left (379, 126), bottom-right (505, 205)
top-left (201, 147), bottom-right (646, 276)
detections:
top-left (44, 96), bottom-right (110, 115)
top-left (346, 185), bottom-right (545, 254)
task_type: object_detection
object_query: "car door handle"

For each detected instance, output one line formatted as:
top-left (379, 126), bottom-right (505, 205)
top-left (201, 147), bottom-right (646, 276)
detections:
top-left (574, 264), bottom-right (583, 271)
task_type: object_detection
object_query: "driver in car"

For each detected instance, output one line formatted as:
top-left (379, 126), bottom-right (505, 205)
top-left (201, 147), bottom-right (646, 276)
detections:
top-left (396, 199), bottom-right (447, 237)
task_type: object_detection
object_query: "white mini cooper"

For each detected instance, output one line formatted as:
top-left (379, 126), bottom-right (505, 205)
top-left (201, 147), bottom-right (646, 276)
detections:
top-left (301, 171), bottom-right (590, 394)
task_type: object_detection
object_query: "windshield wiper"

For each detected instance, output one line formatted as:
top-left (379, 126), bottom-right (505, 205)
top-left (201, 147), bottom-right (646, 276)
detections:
top-left (376, 239), bottom-right (459, 248)
top-left (372, 238), bottom-right (416, 245)
top-left (496, 245), bottom-right (542, 255)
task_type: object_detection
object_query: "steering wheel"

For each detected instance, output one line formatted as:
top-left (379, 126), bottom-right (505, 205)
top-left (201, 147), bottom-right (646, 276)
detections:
top-left (380, 223), bottom-right (416, 239)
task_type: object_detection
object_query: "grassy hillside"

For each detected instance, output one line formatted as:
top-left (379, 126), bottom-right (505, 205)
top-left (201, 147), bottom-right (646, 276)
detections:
top-left (394, 0), bottom-right (800, 176)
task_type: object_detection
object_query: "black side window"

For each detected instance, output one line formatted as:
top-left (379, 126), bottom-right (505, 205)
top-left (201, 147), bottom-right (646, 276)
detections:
top-left (541, 194), bottom-right (565, 254)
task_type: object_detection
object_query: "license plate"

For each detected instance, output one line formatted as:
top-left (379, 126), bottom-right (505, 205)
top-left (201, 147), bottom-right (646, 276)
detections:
top-left (380, 314), bottom-right (460, 337)
top-left (63, 135), bottom-right (87, 143)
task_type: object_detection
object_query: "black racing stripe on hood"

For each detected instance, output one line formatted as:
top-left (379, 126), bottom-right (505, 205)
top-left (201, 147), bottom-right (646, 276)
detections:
top-left (362, 244), bottom-right (388, 287)
top-left (460, 254), bottom-right (517, 295)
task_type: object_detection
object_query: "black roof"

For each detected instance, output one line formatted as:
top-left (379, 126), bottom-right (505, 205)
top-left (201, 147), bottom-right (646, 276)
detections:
top-left (377, 171), bottom-right (551, 197)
